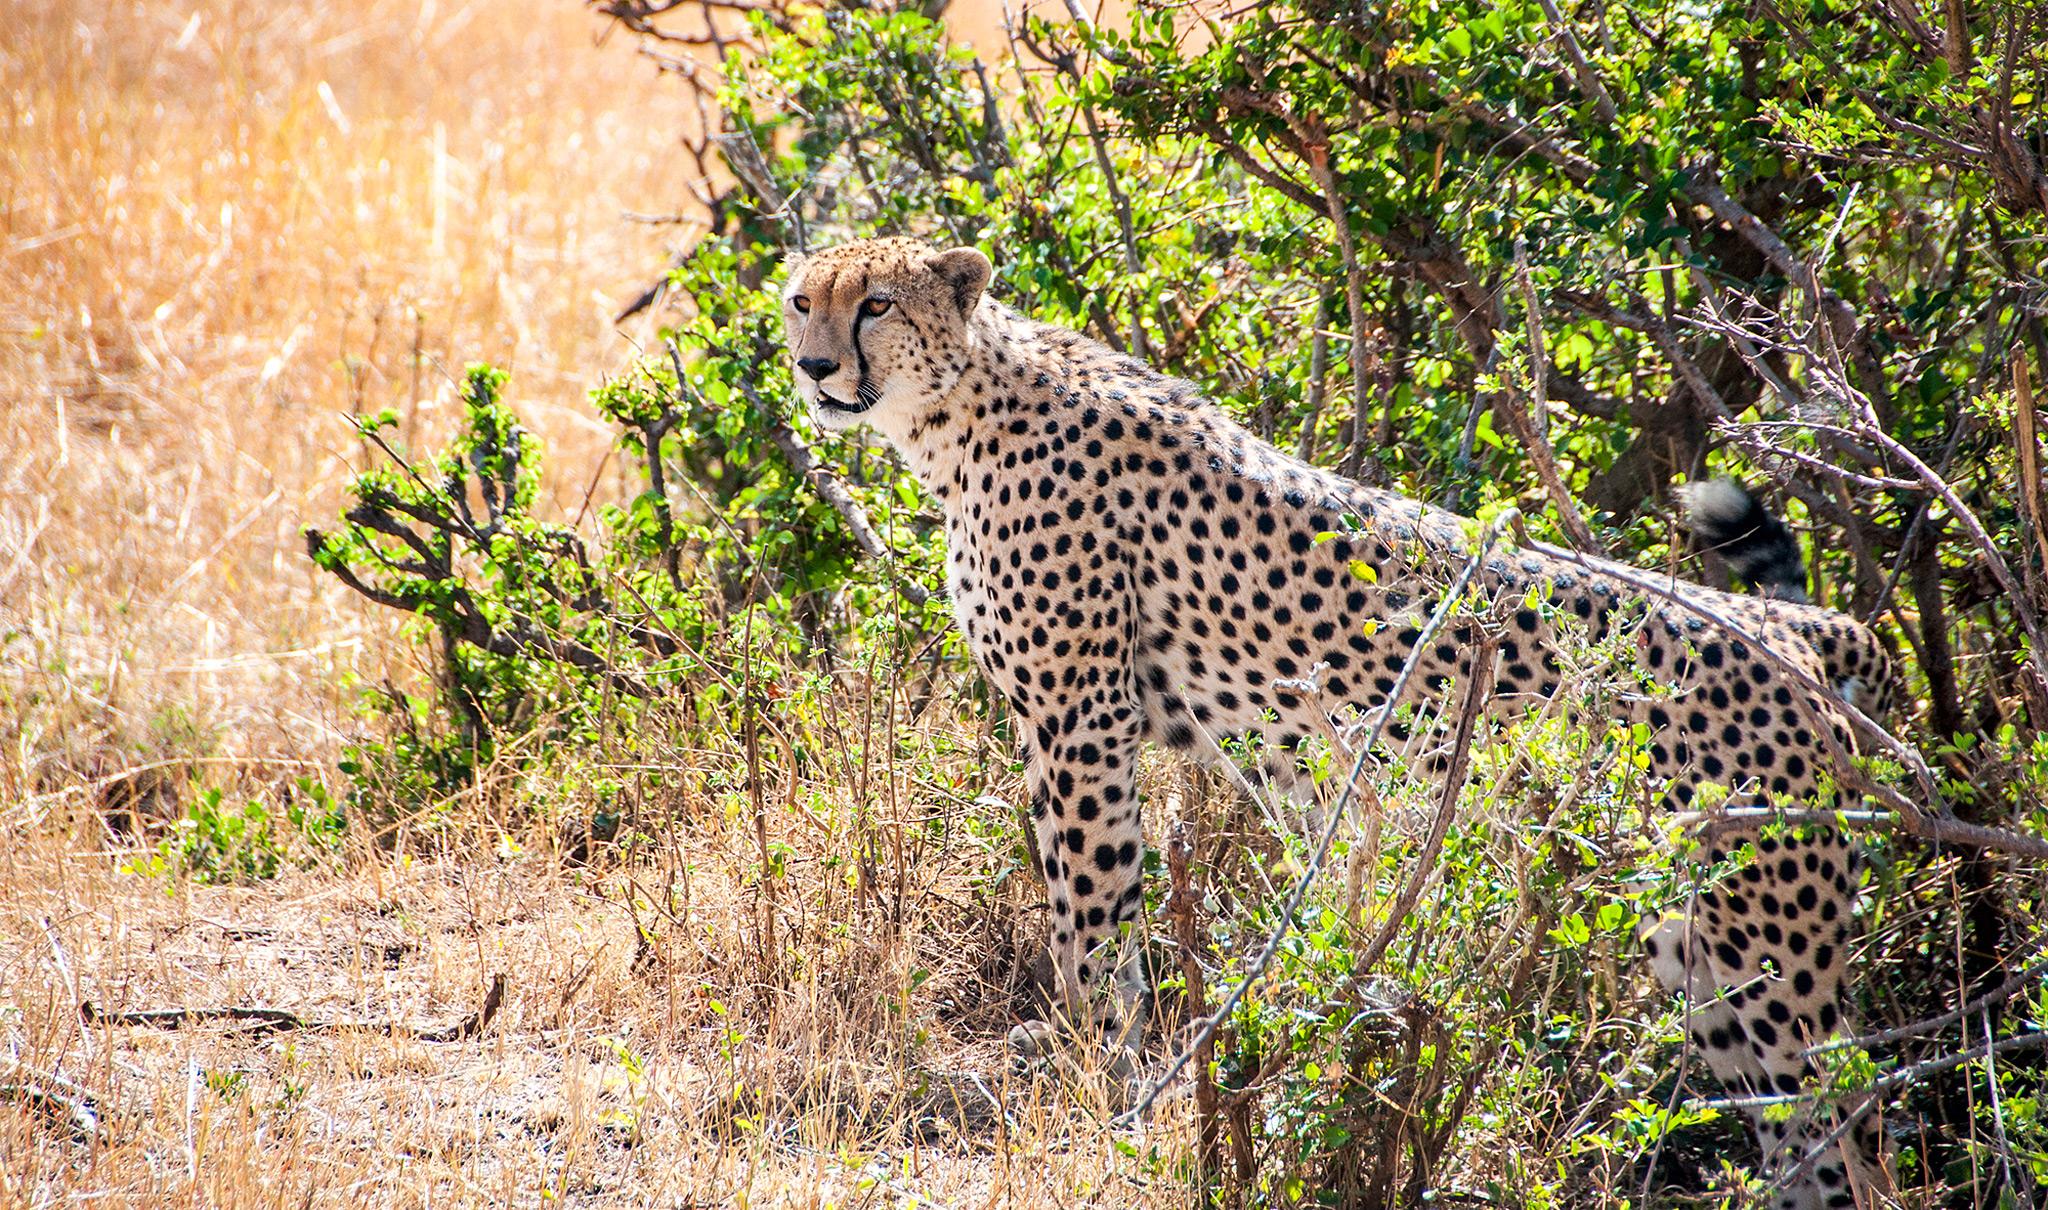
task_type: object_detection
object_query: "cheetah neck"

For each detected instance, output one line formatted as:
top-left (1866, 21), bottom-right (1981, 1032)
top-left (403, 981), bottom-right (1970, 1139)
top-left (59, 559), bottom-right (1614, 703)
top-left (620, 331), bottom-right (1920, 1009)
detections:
top-left (882, 301), bottom-right (1228, 509)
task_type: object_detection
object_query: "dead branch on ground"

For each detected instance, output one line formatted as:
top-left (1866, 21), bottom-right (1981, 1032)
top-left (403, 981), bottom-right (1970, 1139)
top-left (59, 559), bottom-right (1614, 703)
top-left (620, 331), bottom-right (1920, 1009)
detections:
top-left (81, 974), bottom-right (508, 1043)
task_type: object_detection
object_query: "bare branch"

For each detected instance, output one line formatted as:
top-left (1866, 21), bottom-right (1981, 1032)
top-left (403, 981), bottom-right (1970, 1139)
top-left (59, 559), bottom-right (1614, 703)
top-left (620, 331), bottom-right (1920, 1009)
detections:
top-left (1299, 128), bottom-right (1379, 479)
top-left (1353, 636), bottom-right (1497, 972)
top-left (1809, 941), bottom-right (2048, 1057)
top-left (1532, 0), bottom-right (1620, 125)
top-left (82, 974), bottom-right (507, 1042)
top-left (1501, 239), bottom-right (1604, 553)
top-left (729, 370), bottom-right (934, 607)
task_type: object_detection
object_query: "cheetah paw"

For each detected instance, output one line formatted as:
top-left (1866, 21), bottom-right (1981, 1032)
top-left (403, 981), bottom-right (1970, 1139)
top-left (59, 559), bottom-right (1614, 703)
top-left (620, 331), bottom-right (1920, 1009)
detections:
top-left (1006, 1019), bottom-right (1060, 1061)
top-left (1006, 1018), bottom-right (1140, 1082)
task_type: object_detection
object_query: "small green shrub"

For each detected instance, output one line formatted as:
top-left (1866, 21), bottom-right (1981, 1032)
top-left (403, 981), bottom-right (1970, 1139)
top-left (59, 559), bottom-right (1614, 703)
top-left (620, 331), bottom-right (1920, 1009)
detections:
top-left (127, 777), bottom-right (347, 885)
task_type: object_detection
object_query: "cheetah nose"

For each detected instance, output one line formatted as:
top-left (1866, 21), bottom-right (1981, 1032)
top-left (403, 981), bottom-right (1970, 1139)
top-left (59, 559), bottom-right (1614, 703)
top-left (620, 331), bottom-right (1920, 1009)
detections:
top-left (798, 357), bottom-right (840, 382)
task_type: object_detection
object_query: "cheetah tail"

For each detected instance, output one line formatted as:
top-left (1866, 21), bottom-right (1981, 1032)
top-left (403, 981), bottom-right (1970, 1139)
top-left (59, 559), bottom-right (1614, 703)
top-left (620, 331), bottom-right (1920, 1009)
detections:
top-left (1676, 479), bottom-right (1809, 604)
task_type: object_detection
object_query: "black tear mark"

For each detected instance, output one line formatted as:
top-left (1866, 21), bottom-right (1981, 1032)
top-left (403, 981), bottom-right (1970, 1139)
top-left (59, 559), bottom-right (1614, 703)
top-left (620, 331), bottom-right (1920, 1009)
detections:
top-left (852, 308), bottom-right (879, 408)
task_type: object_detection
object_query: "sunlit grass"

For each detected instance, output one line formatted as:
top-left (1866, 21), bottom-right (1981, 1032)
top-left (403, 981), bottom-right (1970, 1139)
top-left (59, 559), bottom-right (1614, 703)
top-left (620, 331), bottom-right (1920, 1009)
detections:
top-left (0, 0), bottom-right (692, 793)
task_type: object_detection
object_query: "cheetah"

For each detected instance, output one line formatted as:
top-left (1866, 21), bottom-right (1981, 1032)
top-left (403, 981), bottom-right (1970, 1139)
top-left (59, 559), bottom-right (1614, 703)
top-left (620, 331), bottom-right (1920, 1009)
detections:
top-left (781, 236), bottom-right (1898, 1207)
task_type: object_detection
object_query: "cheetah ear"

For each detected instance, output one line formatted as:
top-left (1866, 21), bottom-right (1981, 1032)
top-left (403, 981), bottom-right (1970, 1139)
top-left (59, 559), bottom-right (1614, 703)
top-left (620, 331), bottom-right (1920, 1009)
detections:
top-left (925, 247), bottom-right (991, 315)
top-left (781, 249), bottom-right (809, 285)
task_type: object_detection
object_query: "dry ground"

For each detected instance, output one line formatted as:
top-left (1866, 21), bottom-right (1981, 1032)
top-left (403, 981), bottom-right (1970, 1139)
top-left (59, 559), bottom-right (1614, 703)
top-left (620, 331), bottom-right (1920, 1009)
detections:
top-left (0, 1), bottom-right (1196, 1204)
top-left (1, 801), bottom-right (1191, 1207)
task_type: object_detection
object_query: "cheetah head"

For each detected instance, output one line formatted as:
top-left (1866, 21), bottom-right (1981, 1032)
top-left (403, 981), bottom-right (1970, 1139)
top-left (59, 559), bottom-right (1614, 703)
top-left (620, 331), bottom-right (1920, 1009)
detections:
top-left (780, 237), bottom-right (992, 434)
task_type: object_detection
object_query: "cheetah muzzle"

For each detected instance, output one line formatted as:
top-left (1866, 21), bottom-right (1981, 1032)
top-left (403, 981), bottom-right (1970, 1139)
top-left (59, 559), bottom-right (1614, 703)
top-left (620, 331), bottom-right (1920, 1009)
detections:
top-left (815, 392), bottom-right (871, 416)
top-left (781, 236), bottom-right (1901, 1209)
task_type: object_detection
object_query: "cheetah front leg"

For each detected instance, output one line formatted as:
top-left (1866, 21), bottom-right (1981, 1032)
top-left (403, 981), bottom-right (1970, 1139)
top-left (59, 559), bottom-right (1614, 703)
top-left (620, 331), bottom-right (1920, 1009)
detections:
top-left (1006, 705), bottom-right (1149, 1061)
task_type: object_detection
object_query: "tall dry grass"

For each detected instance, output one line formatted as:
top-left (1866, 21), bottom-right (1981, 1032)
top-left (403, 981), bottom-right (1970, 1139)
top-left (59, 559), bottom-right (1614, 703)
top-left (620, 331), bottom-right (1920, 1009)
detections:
top-left (1, 0), bottom-right (689, 805)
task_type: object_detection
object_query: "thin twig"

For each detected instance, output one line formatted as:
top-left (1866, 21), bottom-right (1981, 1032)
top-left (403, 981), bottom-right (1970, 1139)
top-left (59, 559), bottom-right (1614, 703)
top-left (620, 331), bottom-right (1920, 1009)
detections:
top-left (728, 371), bottom-right (934, 607)
top-left (1709, 1029), bottom-right (2048, 1192)
top-left (1297, 303), bottom-right (1331, 462)
top-left (1300, 131), bottom-right (1375, 478)
top-left (1853, 397), bottom-right (2048, 700)
top-left (1532, 0), bottom-right (1620, 124)
top-left (1528, 528), bottom-right (2048, 860)
top-left (1353, 637), bottom-right (1497, 972)
top-left (1706, 1030), bottom-right (2048, 1113)
top-left (1503, 239), bottom-right (1603, 553)
top-left (1808, 943), bottom-right (2048, 1057)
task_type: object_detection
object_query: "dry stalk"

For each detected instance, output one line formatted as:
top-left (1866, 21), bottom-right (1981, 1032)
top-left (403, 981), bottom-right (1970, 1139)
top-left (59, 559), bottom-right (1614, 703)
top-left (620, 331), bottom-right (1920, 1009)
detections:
top-left (0, 1065), bottom-right (100, 1143)
top-left (1164, 818), bottom-right (1222, 1192)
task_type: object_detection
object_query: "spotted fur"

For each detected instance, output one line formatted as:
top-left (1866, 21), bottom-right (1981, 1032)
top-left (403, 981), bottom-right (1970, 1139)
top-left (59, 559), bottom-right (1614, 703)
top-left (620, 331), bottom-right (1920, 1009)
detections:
top-left (782, 239), bottom-right (1899, 1207)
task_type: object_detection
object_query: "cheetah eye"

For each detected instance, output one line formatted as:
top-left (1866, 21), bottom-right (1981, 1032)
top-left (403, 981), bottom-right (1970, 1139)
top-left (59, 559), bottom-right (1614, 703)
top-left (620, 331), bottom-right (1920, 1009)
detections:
top-left (860, 297), bottom-right (893, 318)
top-left (791, 295), bottom-right (811, 315)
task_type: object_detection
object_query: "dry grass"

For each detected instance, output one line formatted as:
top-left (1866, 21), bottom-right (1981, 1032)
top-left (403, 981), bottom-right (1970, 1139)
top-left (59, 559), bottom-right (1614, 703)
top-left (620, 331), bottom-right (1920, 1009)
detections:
top-left (1, 0), bottom-right (686, 792)
top-left (1, 789), bottom-right (1186, 1206)
top-left (0, 2), bottom-right (1190, 1204)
